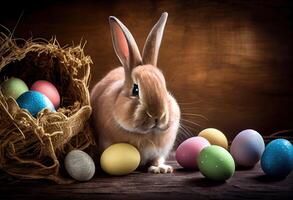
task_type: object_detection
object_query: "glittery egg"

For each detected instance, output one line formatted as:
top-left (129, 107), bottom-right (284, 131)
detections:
top-left (261, 139), bottom-right (293, 178)
top-left (65, 150), bottom-right (95, 181)
top-left (16, 91), bottom-right (55, 117)
top-left (198, 145), bottom-right (235, 181)
top-left (198, 128), bottom-right (228, 149)
top-left (230, 129), bottom-right (265, 167)
top-left (1, 77), bottom-right (28, 99)
top-left (176, 136), bottom-right (210, 169)
top-left (31, 80), bottom-right (60, 109)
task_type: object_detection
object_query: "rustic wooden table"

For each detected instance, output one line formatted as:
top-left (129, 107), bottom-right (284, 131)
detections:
top-left (0, 152), bottom-right (292, 200)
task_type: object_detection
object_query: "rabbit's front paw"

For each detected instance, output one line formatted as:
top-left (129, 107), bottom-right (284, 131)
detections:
top-left (148, 164), bottom-right (173, 174)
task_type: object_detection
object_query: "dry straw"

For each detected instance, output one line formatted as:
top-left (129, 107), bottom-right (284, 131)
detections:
top-left (0, 31), bottom-right (95, 184)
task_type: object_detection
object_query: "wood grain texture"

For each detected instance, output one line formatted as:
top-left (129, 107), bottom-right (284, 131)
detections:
top-left (0, 152), bottom-right (292, 200)
top-left (0, 0), bottom-right (292, 142)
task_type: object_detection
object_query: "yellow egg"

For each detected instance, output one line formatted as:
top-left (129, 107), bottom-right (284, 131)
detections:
top-left (198, 128), bottom-right (228, 149)
top-left (100, 143), bottom-right (140, 175)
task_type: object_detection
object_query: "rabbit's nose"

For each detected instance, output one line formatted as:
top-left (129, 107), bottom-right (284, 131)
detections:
top-left (150, 118), bottom-right (159, 129)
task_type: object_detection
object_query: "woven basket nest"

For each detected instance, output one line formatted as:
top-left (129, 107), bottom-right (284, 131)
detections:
top-left (0, 32), bottom-right (95, 184)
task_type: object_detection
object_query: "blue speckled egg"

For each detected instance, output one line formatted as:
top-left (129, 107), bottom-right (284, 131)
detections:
top-left (16, 91), bottom-right (55, 117)
top-left (261, 139), bottom-right (293, 178)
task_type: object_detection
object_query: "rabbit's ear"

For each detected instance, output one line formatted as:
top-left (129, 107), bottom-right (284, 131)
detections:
top-left (109, 16), bottom-right (142, 74)
top-left (142, 12), bottom-right (168, 67)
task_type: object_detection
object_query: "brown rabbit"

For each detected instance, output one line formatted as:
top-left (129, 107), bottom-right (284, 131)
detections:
top-left (91, 12), bottom-right (180, 173)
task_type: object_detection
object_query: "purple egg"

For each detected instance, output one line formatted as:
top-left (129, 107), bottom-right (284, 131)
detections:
top-left (176, 136), bottom-right (210, 169)
top-left (230, 129), bottom-right (265, 167)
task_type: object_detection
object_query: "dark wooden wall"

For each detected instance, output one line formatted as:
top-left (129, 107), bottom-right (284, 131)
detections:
top-left (1, 0), bottom-right (293, 140)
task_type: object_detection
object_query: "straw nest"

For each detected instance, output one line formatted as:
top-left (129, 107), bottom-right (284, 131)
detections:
top-left (0, 32), bottom-right (95, 184)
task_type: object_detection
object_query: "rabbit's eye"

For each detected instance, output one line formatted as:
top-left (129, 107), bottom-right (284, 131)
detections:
top-left (132, 84), bottom-right (139, 96)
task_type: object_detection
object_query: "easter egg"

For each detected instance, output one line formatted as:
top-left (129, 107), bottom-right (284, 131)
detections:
top-left (261, 139), bottom-right (293, 178)
top-left (176, 136), bottom-right (210, 169)
top-left (100, 143), bottom-right (140, 175)
top-left (16, 91), bottom-right (55, 117)
top-left (230, 129), bottom-right (265, 167)
top-left (198, 145), bottom-right (235, 181)
top-left (65, 150), bottom-right (95, 181)
top-left (198, 128), bottom-right (228, 149)
top-left (1, 77), bottom-right (28, 99)
top-left (31, 80), bottom-right (60, 109)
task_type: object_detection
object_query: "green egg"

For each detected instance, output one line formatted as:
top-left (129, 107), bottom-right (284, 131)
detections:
top-left (198, 145), bottom-right (235, 181)
top-left (1, 77), bottom-right (28, 99)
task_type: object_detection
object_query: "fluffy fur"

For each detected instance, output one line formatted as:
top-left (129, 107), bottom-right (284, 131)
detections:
top-left (91, 12), bottom-right (180, 173)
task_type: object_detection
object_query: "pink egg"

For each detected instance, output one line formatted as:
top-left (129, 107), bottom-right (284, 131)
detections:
top-left (31, 80), bottom-right (60, 109)
top-left (176, 136), bottom-right (210, 169)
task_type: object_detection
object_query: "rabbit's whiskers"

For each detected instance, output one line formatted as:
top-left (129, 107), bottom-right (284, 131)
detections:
top-left (177, 124), bottom-right (196, 141)
top-left (180, 118), bottom-right (203, 127)
top-left (181, 113), bottom-right (208, 121)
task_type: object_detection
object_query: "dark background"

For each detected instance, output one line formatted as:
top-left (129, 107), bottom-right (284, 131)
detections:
top-left (1, 0), bottom-right (292, 141)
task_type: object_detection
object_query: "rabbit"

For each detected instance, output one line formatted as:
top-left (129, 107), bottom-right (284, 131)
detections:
top-left (90, 12), bottom-right (180, 173)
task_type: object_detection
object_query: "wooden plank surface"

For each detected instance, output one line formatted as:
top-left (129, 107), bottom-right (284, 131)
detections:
top-left (0, 152), bottom-right (292, 200)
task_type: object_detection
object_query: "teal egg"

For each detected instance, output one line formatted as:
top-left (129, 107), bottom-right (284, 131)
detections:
top-left (198, 145), bottom-right (235, 181)
top-left (16, 91), bottom-right (55, 117)
top-left (1, 77), bottom-right (28, 99)
top-left (261, 139), bottom-right (293, 178)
